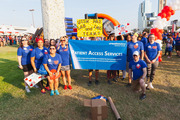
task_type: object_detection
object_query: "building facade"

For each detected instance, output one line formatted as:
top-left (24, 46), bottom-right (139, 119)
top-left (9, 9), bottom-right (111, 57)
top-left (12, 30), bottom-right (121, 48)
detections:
top-left (138, 0), bottom-right (157, 32)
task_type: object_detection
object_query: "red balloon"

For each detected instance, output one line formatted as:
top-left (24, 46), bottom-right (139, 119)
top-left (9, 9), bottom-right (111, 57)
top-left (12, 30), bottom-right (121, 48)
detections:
top-left (150, 28), bottom-right (155, 33)
top-left (164, 6), bottom-right (169, 11)
top-left (168, 6), bottom-right (172, 12)
top-left (167, 12), bottom-right (171, 17)
top-left (155, 28), bottom-right (159, 33)
top-left (158, 13), bottom-right (162, 16)
top-left (159, 29), bottom-right (164, 33)
top-left (155, 36), bottom-right (157, 40)
top-left (171, 10), bottom-right (175, 15)
top-left (157, 33), bottom-right (162, 39)
top-left (159, 57), bottom-right (162, 62)
top-left (161, 13), bottom-right (166, 18)
top-left (166, 17), bottom-right (170, 21)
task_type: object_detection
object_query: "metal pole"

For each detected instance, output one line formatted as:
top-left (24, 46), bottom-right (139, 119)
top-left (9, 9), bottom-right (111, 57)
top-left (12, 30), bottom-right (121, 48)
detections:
top-left (29, 9), bottom-right (35, 27)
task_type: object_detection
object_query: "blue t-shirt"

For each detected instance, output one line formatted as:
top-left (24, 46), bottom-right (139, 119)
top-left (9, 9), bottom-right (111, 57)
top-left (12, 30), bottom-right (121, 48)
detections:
top-left (141, 37), bottom-right (148, 49)
top-left (57, 45), bottom-right (70, 66)
top-left (129, 59), bottom-right (147, 80)
top-left (17, 45), bottom-right (34, 65)
top-left (145, 42), bottom-right (161, 61)
top-left (127, 41), bottom-right (144, 62)
top-left (42, 53), bottom-right (62, 71)
top-left (175, 37), bottom-right (180, 46)
top-left (31, 47), bottom-right (49, 69)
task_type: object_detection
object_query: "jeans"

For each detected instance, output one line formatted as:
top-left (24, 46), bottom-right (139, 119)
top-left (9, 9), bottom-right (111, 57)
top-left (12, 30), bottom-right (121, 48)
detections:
top-left (147, 61), bottom-right (159, 82)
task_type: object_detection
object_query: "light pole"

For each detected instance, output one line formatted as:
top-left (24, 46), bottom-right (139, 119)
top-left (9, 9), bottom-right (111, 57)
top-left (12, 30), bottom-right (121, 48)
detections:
top-left (29, 9), bottom-right (35, 27)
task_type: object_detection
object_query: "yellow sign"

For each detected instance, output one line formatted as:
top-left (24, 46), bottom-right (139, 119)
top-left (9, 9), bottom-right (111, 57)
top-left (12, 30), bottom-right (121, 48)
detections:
top-left (77, 19), bottom-right (103, 37)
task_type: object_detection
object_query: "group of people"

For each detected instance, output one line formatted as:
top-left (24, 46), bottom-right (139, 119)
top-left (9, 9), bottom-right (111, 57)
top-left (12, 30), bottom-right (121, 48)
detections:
top-left (17, 36), bottom-right (72, 96)
top-left (163, 32), bottom-right (180, 57)
top-left (16, 31), bottom-right (180, 100)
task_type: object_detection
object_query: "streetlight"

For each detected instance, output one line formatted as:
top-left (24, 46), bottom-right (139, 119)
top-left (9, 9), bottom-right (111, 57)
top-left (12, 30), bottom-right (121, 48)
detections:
top-left (29, 9), bottom-right (35, 27)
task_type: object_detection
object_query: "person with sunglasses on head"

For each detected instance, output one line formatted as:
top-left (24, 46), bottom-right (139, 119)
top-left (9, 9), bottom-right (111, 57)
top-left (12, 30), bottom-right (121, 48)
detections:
top-left (144, 34), bottom-right (161, 89)
top-left (43, 45), bottom-right (62, 96)
top-left (129, 51), bottom-right (147, 100)
top-left (31, 38), bottom-right (50, 93)
top-left (126, 33), bottom-right (144, 87)
top-left (57, 37), bottom-right (72, 89)
top-left (17, 37), bottom-right (35, 93)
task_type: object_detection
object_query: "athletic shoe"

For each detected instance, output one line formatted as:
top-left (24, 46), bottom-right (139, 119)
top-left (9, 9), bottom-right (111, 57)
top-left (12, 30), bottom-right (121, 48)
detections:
top-left (54, 90), bottom-right (59, 95)
top-left (145, 84), bottom-right (148, 87)
top-left (68, 85), bottom-right (72, 90)
top-left (64, 85), bottom-right (67, 90)
top-left (126, 83), bottom-right (131, 87)
top-left (41, 89), bottom-right (46, 94)
top-left (25, 86), bottom-right (31, 93)
top-left (113, 78), bottom-right (117, 82)
top-left (148, 82), bottom-right (154, 89)
top-left (45, 86), bottom-right (50, 91)
top-left (33, 84), bottom-right (39, 88)
top-left (50, 90), bottom-right (54, 96)
top-left (139, 93), bottom-right (146, 100)
top-left (108, 80), bottom-right (112, 85)
top-left (95, 80), bottom-right (99, 85)
top-left (88, 81), bottom-right (92, 86)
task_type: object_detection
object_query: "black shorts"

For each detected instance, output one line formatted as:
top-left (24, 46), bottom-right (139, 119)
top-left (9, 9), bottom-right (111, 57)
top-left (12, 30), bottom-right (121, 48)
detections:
top-left (176, 45), bottom-right (180, 51)
top-left (88, 69), bottom-right (99, 72)
top-left (22, 64), bottom-right (33, 72)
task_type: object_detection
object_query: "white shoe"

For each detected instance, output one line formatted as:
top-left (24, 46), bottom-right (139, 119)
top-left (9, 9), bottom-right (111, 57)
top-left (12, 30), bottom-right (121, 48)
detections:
top-left (25, 86), bottom-right (31, 93)
top-left (33, 84), bottom-right (39, 88)
top-left (148, 82), bottom-right (154, 89)
top-left (145, 84), bottom-right (148, 87)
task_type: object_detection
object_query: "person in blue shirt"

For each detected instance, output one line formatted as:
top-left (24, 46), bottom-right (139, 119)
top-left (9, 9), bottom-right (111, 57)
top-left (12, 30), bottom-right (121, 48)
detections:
top-left (165, 34), bottom-right (173, 58)
top-left (175, 32), bottom-right (180, 56)
top-left (141, 32), bottom-right (148, 50)
top-left (162, 32), bottom-right (167, 44)
top-left (144, 34), bottom-right (161, 89)
top-left (129, 51), bottom-right (147, 100)
top-left (17, 37), bottom-right (36, 93)
top-left (127, 33), bottom-right (144, 87)
top-left (31, 38), bottom-right (50, 93)
top-left (43, 45), bottom-right (62, 96)
top-left (57, 36), bottom-right (72, 89)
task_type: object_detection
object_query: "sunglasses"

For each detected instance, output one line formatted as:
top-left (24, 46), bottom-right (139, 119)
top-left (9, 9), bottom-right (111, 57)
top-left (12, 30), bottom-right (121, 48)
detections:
top-left (60, 40), bottom-right (66, 42)
top-left (50, 48), bottom-right (56, 50)
top-left (21, 40), bottom-right (27, 41)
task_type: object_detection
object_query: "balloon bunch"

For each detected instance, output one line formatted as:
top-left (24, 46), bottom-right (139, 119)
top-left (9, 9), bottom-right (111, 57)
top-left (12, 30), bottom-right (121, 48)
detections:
top-left (158, 6), bottom-right (175, 21)
top-left (149, 0), bottom-right (180, 62)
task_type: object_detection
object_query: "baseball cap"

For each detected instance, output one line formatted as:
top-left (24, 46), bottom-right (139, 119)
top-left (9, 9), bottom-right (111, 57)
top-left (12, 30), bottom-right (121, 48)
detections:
top-left (133, 51), bottom-right (139, 56)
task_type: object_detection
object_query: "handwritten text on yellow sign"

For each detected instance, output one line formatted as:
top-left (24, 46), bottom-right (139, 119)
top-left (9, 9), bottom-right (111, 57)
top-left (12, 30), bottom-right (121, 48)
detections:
top-left (77, 19), bottom-right (103, 37)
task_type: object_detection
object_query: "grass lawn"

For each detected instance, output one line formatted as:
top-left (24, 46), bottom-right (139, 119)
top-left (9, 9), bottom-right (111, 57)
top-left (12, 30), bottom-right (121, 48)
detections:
top-left (0, 45), bottom-right (180, 120)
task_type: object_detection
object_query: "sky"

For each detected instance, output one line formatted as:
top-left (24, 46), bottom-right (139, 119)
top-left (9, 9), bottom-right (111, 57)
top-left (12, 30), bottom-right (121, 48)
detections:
top-left (0, 0), bottom-right (179, 30)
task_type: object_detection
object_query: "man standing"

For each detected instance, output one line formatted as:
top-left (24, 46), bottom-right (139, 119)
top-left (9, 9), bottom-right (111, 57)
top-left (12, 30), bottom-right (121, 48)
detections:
top-left (127, 33), bottom-right (144, 87)
top-left (129, 51), bottom-right (147, 100)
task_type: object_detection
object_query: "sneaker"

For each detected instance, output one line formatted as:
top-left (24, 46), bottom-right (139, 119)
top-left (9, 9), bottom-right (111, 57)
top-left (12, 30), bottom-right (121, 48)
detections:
top-left (68, 85), bottom-right (72, 90)
top-left (148, 82), bottom-right (154, 89)
top-left (113, 78), bottom-right (117, 82)
top-left (139, 93), bottom-right (146, 100)
top-left (121, 78), bottom-right (125, 81)
top-left (33, 84), bottom-right (39, 88)
top-left (108, 80), bottom-right (112, 85)
top-left (145, 84), bottom-right (148, 87)
top-left (88, 81), bottom-right (92, 86)
top-left (45, 86), bottom-right (51, 91)
top-left (64, 85), bottom-right (67, 90)
top-left (126, 83), bottom-right (131, 87)
top-left (95, 80), bottom-right (99, 85)
top-left (54, 90), bottom-right (59, 95)
top-left (50, 90), bottom-right (54, 96)
top-left (41, 89), bottom-right (46, 94)
top-left (25, 86), bottom-right (31, 93)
